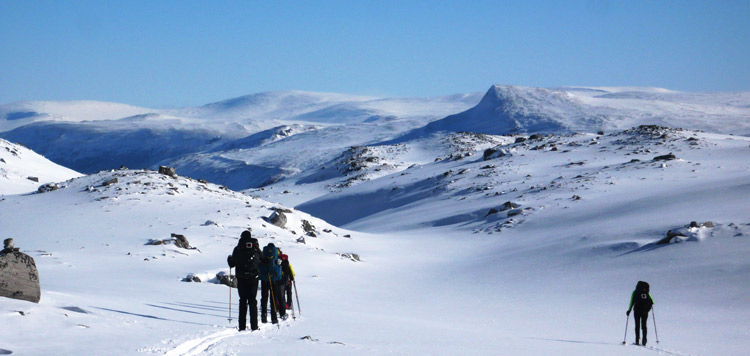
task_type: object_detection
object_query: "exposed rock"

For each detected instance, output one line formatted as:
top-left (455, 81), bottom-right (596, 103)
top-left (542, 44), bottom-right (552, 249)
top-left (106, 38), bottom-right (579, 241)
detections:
top-left (37, 183), bottom-right (60, 193)
top-left (528, 134), bottom-right (543, 141)
top-left (268, 211), bottom-right (288, 229)
top-left (690, 221), bottom-right (715, 228)
top-left (339, 253), bottom-right (361, 262)
top-left (215, 271), bottom-right (237, 288)
top-left (653, 153), bottom-right (676, 161)
top-left (572, 195), bottom-right (582, 200)
top-left (296, 237), bottom-right (306, 244)
top-left (301, 220), bottom-right (316, 234)
top-left (2, 239), bottom-right (17, 253)
top-left (483, 208), bottom-right (499, 218)
top-left (102, 178), bottom-right (118, 187)
top-left (145, 234), bottom-right (197, 251)
top-left (306, 231), bottom-right (317, 238)
top-left (26, 177), bottom-right (39, 183)
top-left (171, 233), bottom-right (191, 249)
top-left (500, 201), bottom-right (521, 211)
top-left (483, 148), bottom-right (510, 161)
top-left (514, 137), bottom-right (527, 143)
top-left (158, 166), bottom-right (177, 178)
top-left (0, 240), bottom-right (41, 303)
top-left (182, 274), bottom-right (201, 283)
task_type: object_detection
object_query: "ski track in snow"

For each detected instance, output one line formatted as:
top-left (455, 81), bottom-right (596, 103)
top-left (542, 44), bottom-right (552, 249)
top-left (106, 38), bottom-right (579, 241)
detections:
top-left (162, 328), bottom-right (238, 356)
top-left (644, 345), bottom-right (701, 356)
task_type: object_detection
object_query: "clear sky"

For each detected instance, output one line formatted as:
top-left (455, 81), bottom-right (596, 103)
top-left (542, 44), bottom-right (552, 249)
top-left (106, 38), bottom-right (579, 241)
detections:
top-left (1, 0), bottom-right (749, 108)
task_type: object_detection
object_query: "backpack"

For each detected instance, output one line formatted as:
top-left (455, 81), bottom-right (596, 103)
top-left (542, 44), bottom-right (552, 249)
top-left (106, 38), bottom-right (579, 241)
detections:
top-left (234, 237), bottom-right (259, 279)
top-left (259, 243), bottom-right (282, 282)
top-left (633, 281), bottom-right (653, 311)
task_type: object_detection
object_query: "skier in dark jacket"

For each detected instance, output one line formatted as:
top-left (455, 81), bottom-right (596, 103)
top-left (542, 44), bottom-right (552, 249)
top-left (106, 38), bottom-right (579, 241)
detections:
top-left (627, 281), bottom-right (655, 346)
top-left (227, 230), bottom-right (261, 331)
top-left (258, 243), bottom-right (286, 323)
top-left (278, 249), bottom-right (295, 309)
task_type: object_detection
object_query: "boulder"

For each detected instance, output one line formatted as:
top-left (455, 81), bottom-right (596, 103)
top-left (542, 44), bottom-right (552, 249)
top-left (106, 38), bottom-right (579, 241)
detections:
top-left (268, 211), bottom-right (288, 229)
top-left (500, 201), bottom-right (521, 211)
top-left (158, 166), bottom-right (177, 178)
top-left (0, 240), bottom-right (41, 303)
top-left (102, 178), bottom-right (118, 187)
top-left (301, 220), bottom-right (316, 234)
top-left (37, 183), bottom-right (60, 193)
top-left (170, 233), bottom-right (191, 249)
top-left (215, 271), bottom-right (237, 288)
top-left (653, 153), bottom-right (676, 161)
top-left (182, 274), bottom-right (201, 283)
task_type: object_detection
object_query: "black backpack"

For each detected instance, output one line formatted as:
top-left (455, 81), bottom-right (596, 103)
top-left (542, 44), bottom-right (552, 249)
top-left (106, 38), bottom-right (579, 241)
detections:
top-left (234, 237), bottom-right (260, 279)
top-left (633, 281), bottom-right (653, 311)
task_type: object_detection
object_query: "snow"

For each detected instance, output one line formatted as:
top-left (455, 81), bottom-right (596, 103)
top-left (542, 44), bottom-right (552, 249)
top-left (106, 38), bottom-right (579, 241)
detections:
top-left (1, 86), bottom-right (750, 356)
top-left (0, 138), bottom-right (82, 195)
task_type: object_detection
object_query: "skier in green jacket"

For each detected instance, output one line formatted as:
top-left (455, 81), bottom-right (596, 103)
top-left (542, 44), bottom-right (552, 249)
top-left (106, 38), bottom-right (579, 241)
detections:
top-left (626, 281), bottom-right (654, 346)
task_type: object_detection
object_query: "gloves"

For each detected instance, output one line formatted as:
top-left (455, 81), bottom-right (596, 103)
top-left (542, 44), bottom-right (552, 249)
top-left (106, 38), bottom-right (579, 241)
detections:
top-left (227, 255), bottom-right (234, 268)
top-left (626, 310), bottom-right (631, 316)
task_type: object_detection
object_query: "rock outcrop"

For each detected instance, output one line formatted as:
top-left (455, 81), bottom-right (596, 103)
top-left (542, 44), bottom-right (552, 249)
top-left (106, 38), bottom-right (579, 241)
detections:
top-left (0, 239), bottom-right (41, 303)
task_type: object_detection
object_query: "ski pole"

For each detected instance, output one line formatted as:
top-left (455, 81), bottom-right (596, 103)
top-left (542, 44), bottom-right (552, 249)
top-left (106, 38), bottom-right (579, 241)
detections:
top-left (652, 307), bottom-right (659, 344)
top-left (268, 274), bottom-right (280, 329)
top-left (622, 313), bottom-right (629, 345)
top-left (228, 268), bottom-right (233, 323)
top-left (289, 281), bottom-right (296, 320)
top-left (293, 279), bottom-right (301, 316)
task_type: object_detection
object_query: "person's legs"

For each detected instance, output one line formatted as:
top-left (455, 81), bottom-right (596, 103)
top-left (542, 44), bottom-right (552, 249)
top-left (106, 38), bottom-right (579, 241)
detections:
top-left (260, 280), bottom-right (269, 323)
top-left (285, 281), bottom-right (293, 309)
top-left (248, 278), bottom-right (259, 330)
top-left (237, 279), bottom-right (250, 330)
top-left (633, 313), bottom-right (642, 345)
top-left (639, 310), bottom-right (649, 345)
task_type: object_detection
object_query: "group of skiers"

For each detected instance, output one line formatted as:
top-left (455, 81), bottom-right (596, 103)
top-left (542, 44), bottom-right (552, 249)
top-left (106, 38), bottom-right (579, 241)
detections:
top-left (227, 230), bottom-right (295, 331)
top-left (227, 230), bottom-right (658, 345)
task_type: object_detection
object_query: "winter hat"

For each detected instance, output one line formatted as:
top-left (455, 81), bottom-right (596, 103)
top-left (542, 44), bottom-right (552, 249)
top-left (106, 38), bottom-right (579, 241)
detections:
top-left (241, 230), bottom-right (252, 239)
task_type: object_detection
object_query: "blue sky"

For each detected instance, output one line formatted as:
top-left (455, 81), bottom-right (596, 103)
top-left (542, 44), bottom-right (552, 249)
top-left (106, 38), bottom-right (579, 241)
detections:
top-left (1, 1), bottom-right (748, 107)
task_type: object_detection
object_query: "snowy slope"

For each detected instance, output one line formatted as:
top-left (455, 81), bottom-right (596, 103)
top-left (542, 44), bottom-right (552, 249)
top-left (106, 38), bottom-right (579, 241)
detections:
top-left (0, 138), bottom-right (82, 195)
top-left (1, 130), bottom-right (749, 356)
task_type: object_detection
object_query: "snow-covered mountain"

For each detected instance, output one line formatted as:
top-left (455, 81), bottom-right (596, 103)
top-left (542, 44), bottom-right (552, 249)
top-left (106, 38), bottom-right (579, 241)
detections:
top-left (0, 138), bottom-right (82, 195)
top-left (0, 91), bottom-right (483, 177)
top-left (393, 85), bottom-right (750, 141)
top-left (1, 85), bottom-right (750, 356)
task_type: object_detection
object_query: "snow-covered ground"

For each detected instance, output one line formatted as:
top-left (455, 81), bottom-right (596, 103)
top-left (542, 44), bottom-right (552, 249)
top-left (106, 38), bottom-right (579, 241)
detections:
top-left (1, 85), bottom-right (749, 356)
top-left (0, 138), bottom-right (82, 195)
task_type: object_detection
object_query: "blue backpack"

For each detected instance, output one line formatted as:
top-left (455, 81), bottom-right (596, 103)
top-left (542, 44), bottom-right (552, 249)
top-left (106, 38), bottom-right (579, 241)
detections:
top-left (259, 243), bottom-right (282, 282)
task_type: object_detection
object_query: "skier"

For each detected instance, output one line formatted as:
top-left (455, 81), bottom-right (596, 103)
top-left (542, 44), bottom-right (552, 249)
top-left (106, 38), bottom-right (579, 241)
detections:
top-left (278, 248), bottom-right (295, 309)
top-left (258, 243), bottom-right (286, 323)
top-left (626, 281), bottom-right (654, 346)
top-left (227, 230), bottom-right (261, 331)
